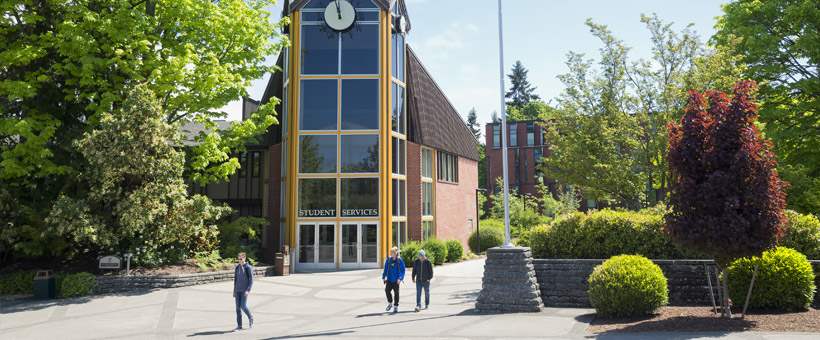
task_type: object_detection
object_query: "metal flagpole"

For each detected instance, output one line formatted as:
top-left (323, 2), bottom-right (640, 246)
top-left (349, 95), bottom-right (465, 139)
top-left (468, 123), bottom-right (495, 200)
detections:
top-left (498, 0), bottom-right (513, 248)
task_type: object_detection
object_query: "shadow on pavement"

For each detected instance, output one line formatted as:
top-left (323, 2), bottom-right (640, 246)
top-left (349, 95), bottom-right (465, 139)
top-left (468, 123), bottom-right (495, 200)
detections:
top-left (186, 329), bottom-right (236, 337)
top-left (0, 289), bottom-right (156, 313)
top-left (262, 331), bottom-right (353, 339)
top-left (268, 310), bottom-right (478, 339)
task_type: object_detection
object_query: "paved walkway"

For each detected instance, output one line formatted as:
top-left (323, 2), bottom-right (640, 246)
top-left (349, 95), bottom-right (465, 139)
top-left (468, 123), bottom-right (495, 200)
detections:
top-left (1, 259), bottom-right (817, 339)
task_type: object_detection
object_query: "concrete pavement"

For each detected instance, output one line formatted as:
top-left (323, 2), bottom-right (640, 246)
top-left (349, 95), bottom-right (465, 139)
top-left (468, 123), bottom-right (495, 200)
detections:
top-left (1, 258), bottom-right (817, 339)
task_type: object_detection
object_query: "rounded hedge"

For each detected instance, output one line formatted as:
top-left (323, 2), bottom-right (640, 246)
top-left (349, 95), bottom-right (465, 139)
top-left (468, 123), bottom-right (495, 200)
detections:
top-left (727, 247), bottom-right (816, 310)
top-left (399, 241), bottom-right (421, 265)
top-left (0, 270), bottom-right (36, 294)
top-left (445, 239), bottom-right (464, 262)
top-left (421, 238), bottom-right (447, 265)
top-left (59, 272), bottom-right (97, 298)
top-left (468, 226), bottom-right (504, 253)
top-left (780, 210), bottom-right (820, 260)
top-left (588, 255), bottom-right (668, 318)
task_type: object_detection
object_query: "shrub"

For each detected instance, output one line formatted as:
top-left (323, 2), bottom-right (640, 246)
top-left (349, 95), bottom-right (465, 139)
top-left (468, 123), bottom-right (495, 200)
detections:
top-left (0, 270), bottom-right (36, 294)
top-left (444, 239), bottom-right (463, 263)
top-left (218, 216), bottom-right (266, 261)
top-left (468, 226), bottom-right (504, 253)
top-left (588, 255), bottom-right (668, 318)
top-left (59, 272), bottom-right (97, 298)
top-left (399, 241), bottom-right (421, 265)
top-left (529, 209), bottom-right (702, 259)
top-left (780, 210), bottom-right (820, 260)
top-left (195, 250), bottom-right (227, 271)
top-left (421, 238), bottom-right (447, 265)
top-left (480, 219), bottom-right (505, 230)
top-left (727, 247), bottom-right (816, 310)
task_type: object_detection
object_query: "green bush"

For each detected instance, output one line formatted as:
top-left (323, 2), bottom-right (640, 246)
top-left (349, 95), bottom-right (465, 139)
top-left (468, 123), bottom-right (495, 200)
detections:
top-left (218, 216), bottom-right (266, 261)
top-left (445, 239), bottom-right (464, 262)
top-left (421, 238), bottom-right (447, 265)
top-left (399, 241), bottom-right (421, 265)
top-left (727, 247), bottom-right (816, 310)
top-left (468, 226), bottom-right (504, 253)
top-left (529, 209), bottom-right (703, 259)
top-left (479, 219), bottom-right (505, 230)
top-left (0, 270), bottom-right (36, 294)
top-left (588, 255), bottom-right (668, 318)
top-left (59, 272), bottom-right (97, 298)
top-left (780, 210), bottom-right (820, 260)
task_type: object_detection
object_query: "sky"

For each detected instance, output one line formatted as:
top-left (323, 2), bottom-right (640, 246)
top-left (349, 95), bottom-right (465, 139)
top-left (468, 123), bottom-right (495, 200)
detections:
top-left (223, 0), bottom-right (728, 142)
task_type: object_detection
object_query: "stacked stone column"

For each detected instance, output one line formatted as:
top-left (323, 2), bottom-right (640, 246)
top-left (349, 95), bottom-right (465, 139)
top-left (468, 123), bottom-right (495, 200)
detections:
top-left (475, 247), bottom-right (543, 313)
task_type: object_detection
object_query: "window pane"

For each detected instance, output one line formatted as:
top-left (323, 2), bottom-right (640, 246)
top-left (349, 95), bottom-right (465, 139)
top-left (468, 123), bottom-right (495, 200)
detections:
top-left (340, 178), bottom-right (379, 217)
top-left (300, 79), bottom-right (338, 130)
top-left (422, 182), bottom-right (433, 216)
top-left (493, 125), bottom-right (500, 148)
top-left (392, 33), bottom-right (398, 79)
top-left (298, 224), bottom-right (315, 263)
top-left (392, 179), bottom-right (406, 217)
top-left (340, 134), bottom-right (379, 173)
top-left (391, 137), bottom-right (405, 175)
top-left (252, 151), bottom-right (261, 177)
top-left (527, 123), bottom-right (535, 146)
top-left (391, 83), bottom-right (405, 134)
top-left (299, 135), bottom-right (337, 173)
top-left (422, 149), bottom-right (431, 178)
top-left (357, 0), bottom-right (378, 8)
top-left (341, 79), bottom-right (379, 130)
top-left (392, 221), bottom-right (406, 247)
top-left (318, 224), bottom-right (335, 263)
top-left (302, 0), bottom-right (326, 8)
top-left (301, 25), bottom-right (338, 75)
top-left (358, 11), bottom-right (379, 21)
top-left (298, 178), bottom-right (336, 217)
top-left (281, 139), bottom-right (288, 176)
top-left (301, 11), bottom-right (323, 21)
top-left (510, 123), bottom-right (518, 146)
top-left (239, 152), bottom-right (247, 177)
top-left (341, 24), bottom-right (378, 74)
top-left (280, 180), bottom-right (286, 218)
top-left (282, 86), bottom-right (289, 135)
top-left (397, 33), bottom-right (404, 82)
top-left (341, 224), bottom-right (357, 263)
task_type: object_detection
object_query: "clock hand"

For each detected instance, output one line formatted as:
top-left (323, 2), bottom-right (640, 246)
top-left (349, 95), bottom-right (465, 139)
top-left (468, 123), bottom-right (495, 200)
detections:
top-left (335, 1), bottom-right (341, 19)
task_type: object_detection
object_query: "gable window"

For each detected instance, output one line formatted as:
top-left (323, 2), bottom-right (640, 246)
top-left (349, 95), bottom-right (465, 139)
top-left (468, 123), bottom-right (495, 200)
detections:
top-left (437, 152), bottom-right (458, 183)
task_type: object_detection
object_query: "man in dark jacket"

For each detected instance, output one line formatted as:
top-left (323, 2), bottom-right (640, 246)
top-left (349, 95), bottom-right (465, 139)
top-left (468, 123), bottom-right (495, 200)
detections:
top-left (411, 249), bottom-right (434, 312)
top-left (382, 246), bottom-right (405, 313)
top-left (233, 252), bottom-right (254, 331)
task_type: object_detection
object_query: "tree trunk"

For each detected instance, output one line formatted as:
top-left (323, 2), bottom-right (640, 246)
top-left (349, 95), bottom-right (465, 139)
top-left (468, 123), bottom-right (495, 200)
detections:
top-left (722, 267), bottom-right (732, 318)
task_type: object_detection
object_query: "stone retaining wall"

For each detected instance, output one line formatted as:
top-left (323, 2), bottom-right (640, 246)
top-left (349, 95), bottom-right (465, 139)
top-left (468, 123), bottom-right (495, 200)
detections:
top-left (96, 266), bottom-right (274, 294)
top-left (534, 259), bottom-right (820, 308)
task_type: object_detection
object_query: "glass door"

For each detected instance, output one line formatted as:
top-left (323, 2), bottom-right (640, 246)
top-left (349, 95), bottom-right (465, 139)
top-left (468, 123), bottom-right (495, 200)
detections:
top-left (297, 222), bottom-right (337, 270)
top-left (339, 222), bottom-right (380, 269)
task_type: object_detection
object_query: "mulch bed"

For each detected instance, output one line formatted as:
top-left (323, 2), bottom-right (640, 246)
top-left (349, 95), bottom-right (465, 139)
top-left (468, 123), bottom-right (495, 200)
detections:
top-left (588, 306), bottom-right (820, 333)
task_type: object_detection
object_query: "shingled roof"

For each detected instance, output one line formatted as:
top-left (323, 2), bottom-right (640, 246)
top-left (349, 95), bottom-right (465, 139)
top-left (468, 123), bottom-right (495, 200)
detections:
top-left (406, 46), bottom-right (480, 161)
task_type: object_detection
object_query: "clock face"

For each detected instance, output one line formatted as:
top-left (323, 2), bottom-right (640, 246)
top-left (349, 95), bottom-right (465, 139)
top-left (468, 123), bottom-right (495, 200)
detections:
top-left (324, 0), bottom-right (356, 32)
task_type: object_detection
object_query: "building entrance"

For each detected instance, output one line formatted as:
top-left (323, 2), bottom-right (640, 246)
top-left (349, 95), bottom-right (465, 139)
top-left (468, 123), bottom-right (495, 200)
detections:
top-left (297, 222), bottom-right (336, 270)
top-left (339, 222), bottom-right (380, 269)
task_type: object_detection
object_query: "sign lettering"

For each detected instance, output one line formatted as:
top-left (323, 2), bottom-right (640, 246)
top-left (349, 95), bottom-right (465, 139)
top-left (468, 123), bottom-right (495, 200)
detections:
top-left (341, 209), bottom-right (379, 217)
top-left (298, 209), bottom-right (335, 217)
top-left (99, 255), bottom-right (121, 269)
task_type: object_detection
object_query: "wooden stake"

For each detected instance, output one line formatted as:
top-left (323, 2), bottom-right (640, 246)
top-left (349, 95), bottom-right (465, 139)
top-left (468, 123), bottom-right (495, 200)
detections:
top-left (715, 267), bottom-right (725, 317)
top-left (705, 263), bottom-right (717, 314)
top-left (741, 263), bottom-right (759, 319)
top-left (722, 267), bottom-right (733, 318)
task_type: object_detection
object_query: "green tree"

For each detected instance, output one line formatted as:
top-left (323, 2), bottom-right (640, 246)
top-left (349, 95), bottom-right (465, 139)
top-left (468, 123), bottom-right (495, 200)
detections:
top-left (713, 0), bottom-right (820, 213)
top-left (541, 15), bottom-right (744, 209)
top-left (466, 107), bottom-right (482, 140)
top-left (507, 101), bottom-right (555, 122)
top-left (44, 86), bottom-right (232, 263)
top-left (491, 111), bottom-right (500, 123)
top-left (505, 60), bottom-right (541, 109)
top-left (0, 0), bottom-right (287, 259)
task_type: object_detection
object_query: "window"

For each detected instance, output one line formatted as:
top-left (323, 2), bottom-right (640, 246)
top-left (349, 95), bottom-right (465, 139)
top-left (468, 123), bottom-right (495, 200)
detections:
top-left (341, 79), bottom-right (379, 130)
top-left (422, 148), bottom-right (433, 178)
top-left (492, 125), bottom-right (500, 148)
top-left (422, 221), bottom-right (434, 241)
top-left (252, 151), bottom-right (261, 178)
top-left (509, 123), bottom-right (517, 146)
top-left (340, 134), bottom-right (379, 173)
top-left (391, 82), bottom-right (405, 135)
top-left (298, 178), bottom-right (337, 217)
top-left (280, 180), bottom-right (287, 218)
top-left (282, 86), bottom-right (289, 136)
top-left (300, 25), bottom-right (339, 75)
top-left (392, 221), bottom-right (406, 247)
top-left (437, 152), bottom-right (458, 182)
top-left (391, 137), bottom-right (405, 175)
top-left (534, 148), bottom-right (543, 178)
top-left (281, 140), bottom-right (288, 176)
top-left (300, 18), bottom-right (379, 75)
top-left (299, 79), bottom-right (337, 131)
top-left (340, 178), bottom-right (379, 217)
top-left (299, 135), bottom-right (337, 173)
top-left (422, 182), bottom-right (433, 216)
top-left (514, 149), bottom-right (520, 184)
top-left (392, 33), bottom-right (405, 82)
top-left (527, 123), bottom-right (535, 146)
top-left (341, 24), bottom-right (379, 74)
top-left (392, 178), bottom-right (406, 217)
top-left (239, 152), bottom-right (248, 177)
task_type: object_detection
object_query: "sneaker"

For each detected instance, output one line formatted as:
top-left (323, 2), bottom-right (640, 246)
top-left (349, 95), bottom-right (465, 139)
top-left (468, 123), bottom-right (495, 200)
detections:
top-left (393, 306), bottom-right (398, 313)
top-left (385, 303), bottom-right (393, 312)
top-left (249, 318), bottom-right (254, 329)
top-left (233, 326), bottom-right (242, 332)
top-left (424, 305), bottom-right (429, 310)
top-left (414, 306), bottom-right (420, 312)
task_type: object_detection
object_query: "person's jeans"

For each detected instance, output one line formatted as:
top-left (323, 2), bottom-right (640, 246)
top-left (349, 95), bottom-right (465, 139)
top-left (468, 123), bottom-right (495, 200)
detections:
top-left (385, 281), bottom-right (400, 305)
top-left (416, 281), bottom-right (430, 307)
top-left (235, 293), bottom-right (253, 327)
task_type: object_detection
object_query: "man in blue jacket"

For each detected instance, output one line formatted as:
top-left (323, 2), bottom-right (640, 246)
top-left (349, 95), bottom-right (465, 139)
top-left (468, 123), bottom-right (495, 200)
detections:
top-left (233, 252), bottom-right (254, 330)
top-left (382, 246), bottom-right (405, 313)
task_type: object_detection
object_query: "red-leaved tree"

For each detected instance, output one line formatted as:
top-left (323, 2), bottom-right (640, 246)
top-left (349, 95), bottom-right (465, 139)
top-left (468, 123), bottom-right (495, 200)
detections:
top-left (665, 80), bottom-right (787, 317)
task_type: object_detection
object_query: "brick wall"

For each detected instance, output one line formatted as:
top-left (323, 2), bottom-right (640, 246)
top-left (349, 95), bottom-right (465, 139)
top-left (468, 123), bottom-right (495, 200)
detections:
top-left (435, 155), bottom-right (478, 248)
top-left (407, 142), bottom-right (422, 241)
top-left (263, 143), bottom-right (283, 264)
